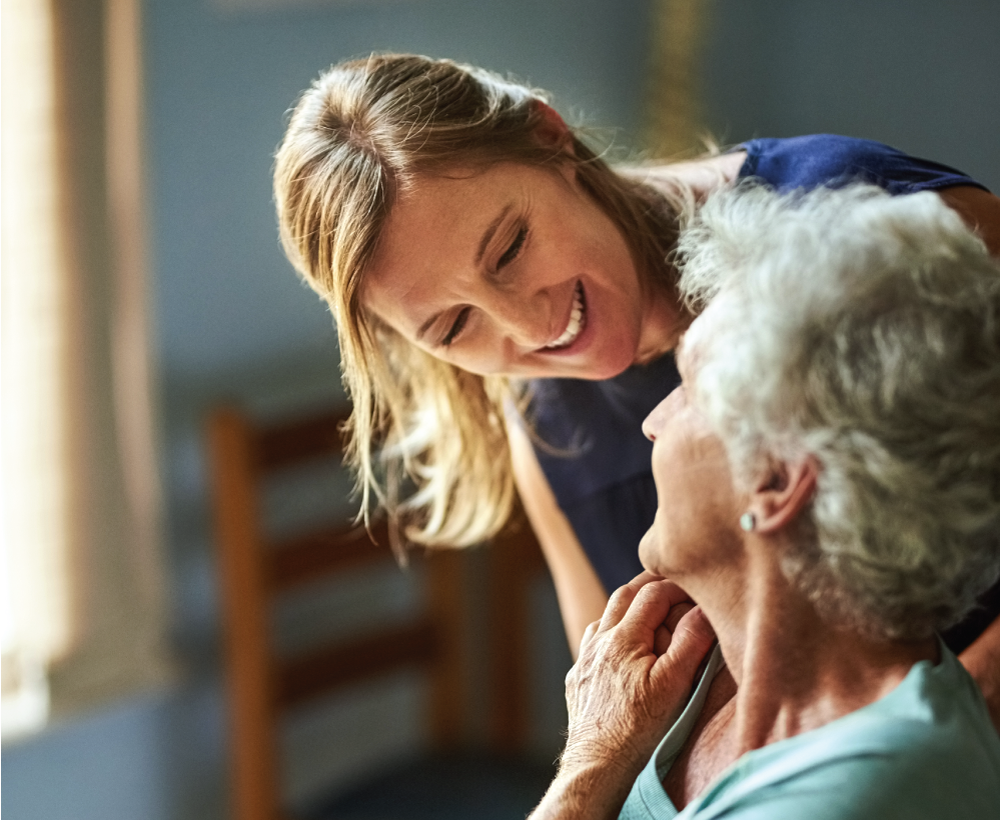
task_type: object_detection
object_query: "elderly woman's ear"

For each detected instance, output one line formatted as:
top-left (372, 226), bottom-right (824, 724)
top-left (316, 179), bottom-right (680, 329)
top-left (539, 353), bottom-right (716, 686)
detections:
top-left (744, 457), bottom-right (819, 535)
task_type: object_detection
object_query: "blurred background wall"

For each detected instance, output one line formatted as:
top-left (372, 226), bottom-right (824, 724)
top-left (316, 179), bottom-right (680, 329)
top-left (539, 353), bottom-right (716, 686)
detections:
top-left (701, 0), bottom-right (999, 190)
top-left (3, 1), bottom-right (998, 819)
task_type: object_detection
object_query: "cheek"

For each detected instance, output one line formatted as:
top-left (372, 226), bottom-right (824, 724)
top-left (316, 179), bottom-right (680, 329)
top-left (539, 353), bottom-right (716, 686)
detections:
top-left (438, 346), bottom-right (502, 377)
top-left (646, 461), bottom-right (738, 569)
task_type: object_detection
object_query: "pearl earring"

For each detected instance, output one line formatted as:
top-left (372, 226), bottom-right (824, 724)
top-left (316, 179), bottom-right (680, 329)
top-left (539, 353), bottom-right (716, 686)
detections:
top-left (739, 512), bottom-right (757, 532)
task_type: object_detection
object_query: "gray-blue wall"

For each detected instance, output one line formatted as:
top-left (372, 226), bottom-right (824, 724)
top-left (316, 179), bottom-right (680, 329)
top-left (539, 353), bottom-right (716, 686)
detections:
top-left (701, 0), bottom-right (1000, 190)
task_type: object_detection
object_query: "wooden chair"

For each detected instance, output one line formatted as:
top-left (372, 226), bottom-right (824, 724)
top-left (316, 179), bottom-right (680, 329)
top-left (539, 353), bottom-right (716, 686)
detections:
top-left (208, 403), bottom-right (551, 820)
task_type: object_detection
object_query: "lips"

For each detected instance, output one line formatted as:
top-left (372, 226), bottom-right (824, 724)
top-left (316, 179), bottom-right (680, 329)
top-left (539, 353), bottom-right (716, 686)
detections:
top-left (545, 282), bottom-right (586, 350)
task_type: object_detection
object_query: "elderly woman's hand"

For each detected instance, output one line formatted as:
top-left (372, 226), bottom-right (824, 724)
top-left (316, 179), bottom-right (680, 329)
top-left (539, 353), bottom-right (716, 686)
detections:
top-left (564, 572), bottom-right (716, 773)
top-left (530, 572), bottom-right (716, 820)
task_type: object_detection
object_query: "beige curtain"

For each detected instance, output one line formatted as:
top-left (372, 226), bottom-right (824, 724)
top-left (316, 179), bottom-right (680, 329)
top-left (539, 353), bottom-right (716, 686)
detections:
top-left (640, 0), bottom-right (712, 159)
top-left (1, 0), bottom-right (170, 738)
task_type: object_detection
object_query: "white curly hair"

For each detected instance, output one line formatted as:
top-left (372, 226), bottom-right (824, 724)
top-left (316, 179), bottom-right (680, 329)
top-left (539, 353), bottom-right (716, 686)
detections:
top-left (677, 182), bottom-right (1000, 640)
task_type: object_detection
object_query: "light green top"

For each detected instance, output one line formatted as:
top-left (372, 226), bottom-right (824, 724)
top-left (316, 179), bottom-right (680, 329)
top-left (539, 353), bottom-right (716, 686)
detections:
top-left (620, 640), bottom-right (1000, 819)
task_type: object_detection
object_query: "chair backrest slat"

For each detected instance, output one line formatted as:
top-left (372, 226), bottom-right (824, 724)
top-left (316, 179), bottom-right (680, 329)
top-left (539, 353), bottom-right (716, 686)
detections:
top-left (274, 619), bottom-right (440, 709)
top-left (209, 407), bottom-right (281, 820)
top-left (255, 409), bottom-right (350, 471)
top-left (265, 519), bottom-right (390, 592)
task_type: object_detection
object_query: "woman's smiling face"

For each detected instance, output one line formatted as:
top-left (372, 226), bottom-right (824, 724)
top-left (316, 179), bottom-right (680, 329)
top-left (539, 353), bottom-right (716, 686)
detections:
top-left (362, 162), bottom-right (680, 380)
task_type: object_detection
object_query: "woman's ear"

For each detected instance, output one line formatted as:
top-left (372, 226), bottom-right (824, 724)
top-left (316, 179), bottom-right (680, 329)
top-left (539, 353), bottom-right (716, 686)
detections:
top-left (531, 101), bottom-right (574, 154)
top-left (749, 457), bottom-right (818, 534)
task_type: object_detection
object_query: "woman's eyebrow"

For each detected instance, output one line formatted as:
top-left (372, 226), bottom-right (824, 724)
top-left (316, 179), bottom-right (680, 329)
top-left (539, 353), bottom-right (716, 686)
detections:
top-left (475, 203), bottom-right (513, 265)
top-left (416, 311), bottom-right (441, 342)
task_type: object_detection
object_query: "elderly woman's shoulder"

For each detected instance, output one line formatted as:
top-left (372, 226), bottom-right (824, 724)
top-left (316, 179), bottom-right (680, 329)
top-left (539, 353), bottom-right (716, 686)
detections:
top-left (682, 651), bottom-right (1000, 820)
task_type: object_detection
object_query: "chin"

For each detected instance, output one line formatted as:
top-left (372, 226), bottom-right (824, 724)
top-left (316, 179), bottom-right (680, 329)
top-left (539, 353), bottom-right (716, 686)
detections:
top-left (581, 362), bottom-right (632, 381)
top-left (639, 523), bottom-right (686, 579)
top-left (637, 530), bottom-right (659, 574)
top-left (583, 343), bottom-right (641, 380)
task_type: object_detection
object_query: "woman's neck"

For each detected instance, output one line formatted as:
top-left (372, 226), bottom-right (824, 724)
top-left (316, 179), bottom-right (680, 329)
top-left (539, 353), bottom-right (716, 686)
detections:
top-left (690, 553), bottom-right (938, 755)
top-left (634, 286), bottom-right (691, 365)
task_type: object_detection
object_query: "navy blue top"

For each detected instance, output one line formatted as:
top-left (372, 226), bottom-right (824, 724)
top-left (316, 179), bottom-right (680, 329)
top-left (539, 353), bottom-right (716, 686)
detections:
top-left (529, 134), bottom-right (995, 653)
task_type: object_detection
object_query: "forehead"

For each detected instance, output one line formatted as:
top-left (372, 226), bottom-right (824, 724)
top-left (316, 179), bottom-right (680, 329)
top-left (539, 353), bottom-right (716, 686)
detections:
top-left (675, 303), bottom-right (717, 377)
top-left (384, 161), bottom-right (547, 235)
top-left (388, 167), bottom-right (498, 249)
top-left (674, 328), bottom-right (693, 379)
top-left (363, 170), bottom-right (492, 315)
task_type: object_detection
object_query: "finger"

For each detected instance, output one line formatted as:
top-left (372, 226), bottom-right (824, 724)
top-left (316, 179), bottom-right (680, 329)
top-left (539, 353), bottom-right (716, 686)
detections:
top-left (619, 579), bottom-right (696, 640)
top-left (665, 602), bottom-right (694, 633)
top-left (658, 606), bottom-right (716, 679)
top-left (653, 601), bottom-right (694, 655)
top-left (599, 570), bottom-right (665, 629)
top-left (653, 624), bottom-right (672, 656)
top-left (662, 581), bottom-right (694, 606)
top-left (578, 619), bottom-right (600, 656)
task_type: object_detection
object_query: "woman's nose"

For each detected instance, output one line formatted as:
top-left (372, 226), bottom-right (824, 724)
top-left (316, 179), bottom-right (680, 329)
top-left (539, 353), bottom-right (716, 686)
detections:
top-left (488, 291), bottom-right (553, 348)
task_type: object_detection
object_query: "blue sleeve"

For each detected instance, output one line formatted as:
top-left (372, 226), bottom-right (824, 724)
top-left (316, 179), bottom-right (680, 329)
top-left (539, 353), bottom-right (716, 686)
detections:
top-left (737, 134), bottom-right (990, 195)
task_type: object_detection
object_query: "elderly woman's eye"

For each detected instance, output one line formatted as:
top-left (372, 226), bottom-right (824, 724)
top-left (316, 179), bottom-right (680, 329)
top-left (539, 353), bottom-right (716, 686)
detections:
top-left (442, 307), bottom-right (470, 346)
top-left (497, 227), bottom-right (527, 269)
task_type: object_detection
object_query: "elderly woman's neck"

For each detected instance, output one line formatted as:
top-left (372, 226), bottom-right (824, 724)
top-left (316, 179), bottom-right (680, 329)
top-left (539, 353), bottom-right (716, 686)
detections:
top-left (694, 552), bottom-right (938, 754)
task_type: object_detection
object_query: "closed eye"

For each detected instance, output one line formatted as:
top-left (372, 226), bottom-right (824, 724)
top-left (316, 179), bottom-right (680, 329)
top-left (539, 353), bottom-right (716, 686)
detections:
top-left (497, 227), bottom-right (527, 269)
top-left (441, 226), bottom-right (526, 347)
top-left (442, 307), bottom-right (470, 347)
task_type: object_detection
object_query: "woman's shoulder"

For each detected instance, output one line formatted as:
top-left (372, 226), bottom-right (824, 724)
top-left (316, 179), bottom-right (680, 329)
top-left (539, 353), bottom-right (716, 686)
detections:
top-left (619, 135), bottom-right (989, 212)
top-left (738, 134), bottom-right (989, 195)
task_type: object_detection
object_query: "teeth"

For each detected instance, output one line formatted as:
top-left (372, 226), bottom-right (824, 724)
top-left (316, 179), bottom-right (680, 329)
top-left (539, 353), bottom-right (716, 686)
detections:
top-left (546, 283), bottom-right (586, 349)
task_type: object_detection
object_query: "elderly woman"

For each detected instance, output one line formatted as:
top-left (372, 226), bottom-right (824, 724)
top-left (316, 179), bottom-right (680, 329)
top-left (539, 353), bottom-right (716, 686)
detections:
top-left (529, 184), bottom-right (1000, 819)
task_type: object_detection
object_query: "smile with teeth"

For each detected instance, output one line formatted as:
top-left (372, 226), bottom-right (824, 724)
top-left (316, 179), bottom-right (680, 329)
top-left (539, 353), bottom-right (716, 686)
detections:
top-left (545, 282), bottom-right (586, 350)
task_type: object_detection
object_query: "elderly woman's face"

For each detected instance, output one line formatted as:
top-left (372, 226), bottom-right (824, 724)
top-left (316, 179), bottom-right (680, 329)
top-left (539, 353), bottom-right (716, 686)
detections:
top-left (363, 162), bottom-right (672, 380)
top-left (639, 358), bottom-right (743, 577)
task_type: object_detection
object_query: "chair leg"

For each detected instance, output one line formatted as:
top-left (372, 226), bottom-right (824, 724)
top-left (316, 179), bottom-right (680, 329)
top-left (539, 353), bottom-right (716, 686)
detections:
top-left (487, 525), bottom-right (541, 753)
top-left (425, 548), bottom-right (466, 749)
top-left (210, 410), bottom-right (282, 820)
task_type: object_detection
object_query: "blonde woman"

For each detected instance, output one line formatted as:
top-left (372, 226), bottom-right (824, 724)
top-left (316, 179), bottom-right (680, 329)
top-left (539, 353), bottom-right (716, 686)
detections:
top-left (273, 54), bottom-right (1000, 723)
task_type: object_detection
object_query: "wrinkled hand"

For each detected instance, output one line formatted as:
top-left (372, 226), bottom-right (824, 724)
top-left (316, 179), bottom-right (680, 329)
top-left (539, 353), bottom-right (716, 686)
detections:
top-left (560, 572), bottom-right (716, 786)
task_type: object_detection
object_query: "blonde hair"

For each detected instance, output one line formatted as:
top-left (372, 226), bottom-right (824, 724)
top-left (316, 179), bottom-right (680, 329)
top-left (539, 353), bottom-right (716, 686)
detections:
top-left (273, 54), bottom-right (687, 551)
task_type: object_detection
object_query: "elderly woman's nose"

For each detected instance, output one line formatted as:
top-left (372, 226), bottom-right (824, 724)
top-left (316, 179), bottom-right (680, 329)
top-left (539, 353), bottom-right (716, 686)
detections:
top-left (643, 397), bottom-right (669, 441)
top-left (643, 388), bottom-right (683, 441)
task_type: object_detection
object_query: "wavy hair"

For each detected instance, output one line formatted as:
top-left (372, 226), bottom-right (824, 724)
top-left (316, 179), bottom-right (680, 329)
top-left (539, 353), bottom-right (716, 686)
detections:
top-left (273, 54), bottom-right (690, 551)
top-left (678, 183), bottom-right (1000, 640)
